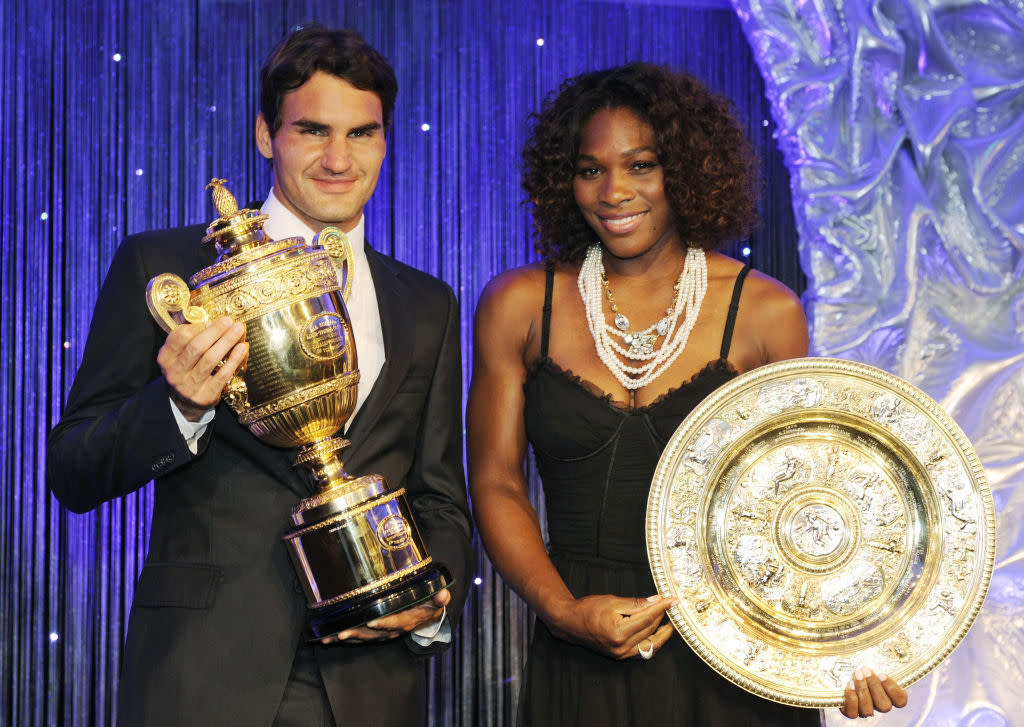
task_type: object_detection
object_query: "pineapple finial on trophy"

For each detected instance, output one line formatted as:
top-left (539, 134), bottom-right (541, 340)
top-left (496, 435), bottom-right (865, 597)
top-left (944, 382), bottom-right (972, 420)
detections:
top-left (206, 177), bottom-right (239, 218)
top-left (201, 177), bottom-right (271, 254)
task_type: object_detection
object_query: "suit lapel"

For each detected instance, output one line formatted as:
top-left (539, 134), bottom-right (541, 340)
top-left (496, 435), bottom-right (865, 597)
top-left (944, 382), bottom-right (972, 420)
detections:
top-left (343, 245), bottom-right (413, 456)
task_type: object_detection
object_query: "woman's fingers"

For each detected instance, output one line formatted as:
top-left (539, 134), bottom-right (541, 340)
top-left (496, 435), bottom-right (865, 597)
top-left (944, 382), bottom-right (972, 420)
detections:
top-left (619, 594), bottom-right (676, 622)
top-left (629, 621), bottom-right (675, 661)
top-left (571, 593), bottom-right (678, 660)
top-left (863, 668), bottom-right (892, 713)
top-left (879, 672), bottom-right (908, 709)
top-left (841, 669), bottom-right (875, 718)
top-left (842, 680), bottom-right (860, 719)
top-left (840, 667), bottom-right (909, 718)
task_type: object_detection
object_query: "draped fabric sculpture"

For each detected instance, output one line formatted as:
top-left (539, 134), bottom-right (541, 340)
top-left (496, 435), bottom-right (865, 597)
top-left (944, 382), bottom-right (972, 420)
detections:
top-left (730, 0), bottom-right (1024, 722)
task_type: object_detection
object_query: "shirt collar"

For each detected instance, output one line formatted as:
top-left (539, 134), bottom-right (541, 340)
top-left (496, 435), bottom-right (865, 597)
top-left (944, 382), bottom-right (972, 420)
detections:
top-left (260, 188), bottom-right (367, 264)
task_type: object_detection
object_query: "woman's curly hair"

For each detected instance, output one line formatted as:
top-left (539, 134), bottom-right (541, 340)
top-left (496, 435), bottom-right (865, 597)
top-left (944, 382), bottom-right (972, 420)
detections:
top-left (522, 63), bottom-right (758, 263)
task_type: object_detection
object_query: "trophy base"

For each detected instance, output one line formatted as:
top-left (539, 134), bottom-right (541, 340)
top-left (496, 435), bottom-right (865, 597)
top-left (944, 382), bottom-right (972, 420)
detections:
top-left (306, 563), bottom-right (453, 641)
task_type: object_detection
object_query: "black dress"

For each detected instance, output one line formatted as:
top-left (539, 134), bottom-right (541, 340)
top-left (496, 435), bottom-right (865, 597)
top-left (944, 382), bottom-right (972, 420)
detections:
top-left (518, 265), bottom-right (819, 727)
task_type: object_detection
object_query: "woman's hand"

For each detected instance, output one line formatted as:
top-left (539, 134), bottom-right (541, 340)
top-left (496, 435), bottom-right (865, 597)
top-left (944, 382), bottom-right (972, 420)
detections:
top-left (841, 667), bottom-right (908, 719)
top-left (549, 593), bottom-right (676, 660)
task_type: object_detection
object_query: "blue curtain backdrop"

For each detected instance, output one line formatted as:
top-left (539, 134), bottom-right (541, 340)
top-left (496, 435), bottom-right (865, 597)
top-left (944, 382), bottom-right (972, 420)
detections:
top-left (0, 1), bottom-right (799, 725)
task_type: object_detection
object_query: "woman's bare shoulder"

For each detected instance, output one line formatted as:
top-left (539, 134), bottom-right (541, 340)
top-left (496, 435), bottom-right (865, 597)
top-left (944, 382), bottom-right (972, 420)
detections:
top-left (741, 269), bottom-right (809, 361)
top-left (741, 268), bottom-right (804, 321)
top-left (705, 255), bottom-right (800, 312)
top-left (706, 253), bottom-right (808, 363)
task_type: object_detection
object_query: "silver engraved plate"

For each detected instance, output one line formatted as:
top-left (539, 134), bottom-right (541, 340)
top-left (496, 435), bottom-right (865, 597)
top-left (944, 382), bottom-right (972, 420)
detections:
top-left (646, 358), bottom-right (995, 708)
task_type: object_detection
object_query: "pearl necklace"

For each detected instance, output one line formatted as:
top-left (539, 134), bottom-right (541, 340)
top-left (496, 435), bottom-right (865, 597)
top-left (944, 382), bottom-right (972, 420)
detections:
top-left (601, 269), bottom-right (680, 357)
top-left (577, 244), bottom-right (708, 391)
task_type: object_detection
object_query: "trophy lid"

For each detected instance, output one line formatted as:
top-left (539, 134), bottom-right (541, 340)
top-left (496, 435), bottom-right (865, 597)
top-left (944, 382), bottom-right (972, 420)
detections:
top-left (202, 178), bottom-right (272, 254)
top-left (189, 177), bottom-right (352, 298)
top-left (189, 178), bottom-right (308, 288)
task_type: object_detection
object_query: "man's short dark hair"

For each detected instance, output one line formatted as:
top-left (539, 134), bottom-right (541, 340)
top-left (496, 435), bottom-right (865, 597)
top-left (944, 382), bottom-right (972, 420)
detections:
top-left (259, 25), bottom-right (398, 136)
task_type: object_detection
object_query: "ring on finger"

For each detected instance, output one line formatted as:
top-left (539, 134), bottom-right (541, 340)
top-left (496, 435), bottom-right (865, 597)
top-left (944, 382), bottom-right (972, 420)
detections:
top-left (638, 638), bottom-right (654, 660)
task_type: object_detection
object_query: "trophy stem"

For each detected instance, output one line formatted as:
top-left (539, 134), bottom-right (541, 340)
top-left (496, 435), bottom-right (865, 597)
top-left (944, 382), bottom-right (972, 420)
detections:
top-left (294, 437), bottom-right (355, 492)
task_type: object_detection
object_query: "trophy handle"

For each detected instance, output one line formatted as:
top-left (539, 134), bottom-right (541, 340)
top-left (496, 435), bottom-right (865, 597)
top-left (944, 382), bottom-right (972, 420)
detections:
top-left (145, 273), bottom-right (210, 333)
top-left (222, 373), bottom-right (250, 414)
top-left (313, 226), bottom-right (353, 302)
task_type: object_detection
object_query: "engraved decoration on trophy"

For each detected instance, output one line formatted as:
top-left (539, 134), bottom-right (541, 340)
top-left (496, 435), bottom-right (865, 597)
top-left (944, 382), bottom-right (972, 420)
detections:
top-left (145, 179), bottom-right (452, 637)
top-left (646, 358), bottom-right (995, 707)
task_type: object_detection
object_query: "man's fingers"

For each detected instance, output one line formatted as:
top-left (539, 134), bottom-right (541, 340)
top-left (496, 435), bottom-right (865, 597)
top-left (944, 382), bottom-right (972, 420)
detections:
top-left (163, 317), bottom-right (233, 361)
top-left (431, 589), bottom-right (451, 608)
top-left (365, 589), bottom-right (451, 632)
top-left (324, 626), bottom-right (401, 644)
top-left (366, 602), bottom-right (443, 632)
top-left (208, 341), bottom-right (249, 389)
top-left (159, 320), bottom-right (207, 359)
top-left (192, 322), bottom-right (246, 379)
top-left (323, 590), bottom-right (451, 645)
top-left (160, 318), bottom-right (246, 411)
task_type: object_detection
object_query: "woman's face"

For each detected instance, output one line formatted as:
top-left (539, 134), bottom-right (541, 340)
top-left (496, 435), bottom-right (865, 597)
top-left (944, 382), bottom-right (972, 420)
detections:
top-left (572, 107), bottom-right (680, 261)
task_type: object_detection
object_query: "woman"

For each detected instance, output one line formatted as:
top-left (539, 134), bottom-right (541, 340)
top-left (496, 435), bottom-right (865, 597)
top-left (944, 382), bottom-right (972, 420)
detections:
top-left (467, 63), bottom-right (907, 725)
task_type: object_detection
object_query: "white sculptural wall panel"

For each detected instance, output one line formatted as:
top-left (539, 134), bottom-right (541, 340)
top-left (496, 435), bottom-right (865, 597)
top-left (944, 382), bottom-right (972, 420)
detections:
top-left (730, 0), bottom-right (1024, 723)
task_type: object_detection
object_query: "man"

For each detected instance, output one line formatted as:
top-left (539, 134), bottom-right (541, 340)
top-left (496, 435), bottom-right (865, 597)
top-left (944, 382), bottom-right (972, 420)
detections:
top-left (47, 26), bottom-right (472, 726)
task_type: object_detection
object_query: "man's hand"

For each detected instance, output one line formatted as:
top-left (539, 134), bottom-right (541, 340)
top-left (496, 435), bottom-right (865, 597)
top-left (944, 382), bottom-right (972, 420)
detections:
top-left (157, 317), bottom-right (248, 421)
top-left (320, 589), bottom-right (451, 645)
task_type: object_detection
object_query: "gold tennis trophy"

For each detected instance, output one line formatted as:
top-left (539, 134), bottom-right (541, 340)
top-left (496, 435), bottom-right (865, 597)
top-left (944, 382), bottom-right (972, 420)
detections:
top-left (145, 179), bottom-right (452, 638)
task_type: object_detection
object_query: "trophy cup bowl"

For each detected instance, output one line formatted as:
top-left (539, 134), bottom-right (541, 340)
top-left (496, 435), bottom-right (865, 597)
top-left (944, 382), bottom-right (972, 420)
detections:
top-left (145, 179), bottom-right (451, 639)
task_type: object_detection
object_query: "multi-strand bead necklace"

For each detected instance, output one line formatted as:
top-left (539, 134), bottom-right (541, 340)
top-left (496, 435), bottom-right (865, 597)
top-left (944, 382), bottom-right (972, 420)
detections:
top-left (577, 243), bottom-right (708, 390)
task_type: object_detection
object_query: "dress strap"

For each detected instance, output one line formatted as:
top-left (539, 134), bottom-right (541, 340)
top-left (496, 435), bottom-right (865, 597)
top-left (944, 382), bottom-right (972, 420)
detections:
top-left (720, 264), bottom-right (751, 360)
top-left (541, 261), bottom-right (555, 358)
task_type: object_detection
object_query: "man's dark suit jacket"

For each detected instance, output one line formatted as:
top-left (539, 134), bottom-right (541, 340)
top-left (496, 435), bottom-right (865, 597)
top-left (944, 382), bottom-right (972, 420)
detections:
top-left (47, 224), bottom-right (473, 727)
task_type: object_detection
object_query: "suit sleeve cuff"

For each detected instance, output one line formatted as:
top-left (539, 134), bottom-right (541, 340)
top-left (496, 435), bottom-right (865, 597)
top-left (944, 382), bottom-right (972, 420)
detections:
top-left (169, 399), bottom-right (216, 455)
top-left (409, 605), bottom-right (450, 646)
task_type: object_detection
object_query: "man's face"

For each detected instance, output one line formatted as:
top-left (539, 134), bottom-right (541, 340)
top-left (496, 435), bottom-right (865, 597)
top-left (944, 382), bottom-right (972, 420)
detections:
top-left (256, 71), bottom-right (387, 233)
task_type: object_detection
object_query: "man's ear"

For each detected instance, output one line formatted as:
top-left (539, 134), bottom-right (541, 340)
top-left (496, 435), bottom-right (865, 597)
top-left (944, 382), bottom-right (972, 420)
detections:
top-left (255, 113), bottom-right (274, 160)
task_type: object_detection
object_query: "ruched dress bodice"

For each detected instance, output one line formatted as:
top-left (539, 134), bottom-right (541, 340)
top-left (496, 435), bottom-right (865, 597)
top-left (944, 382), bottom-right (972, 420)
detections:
top-left (515, 265), bottom-right (819, 727)
top-left (525, 357), bottom-right (736, 571)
